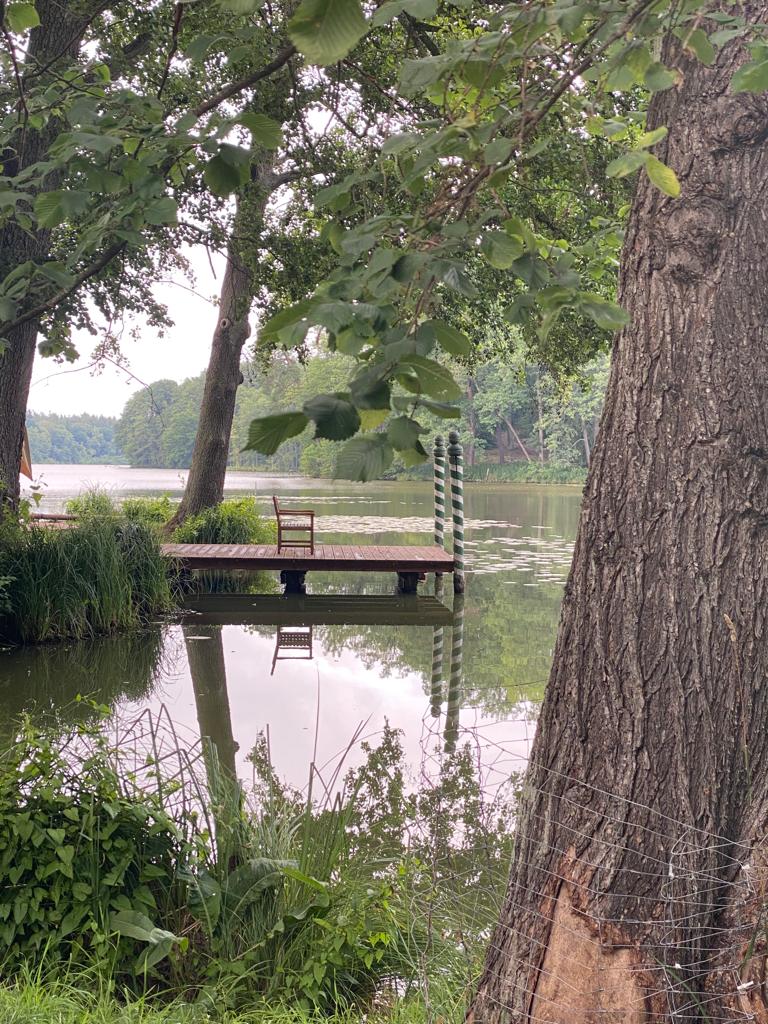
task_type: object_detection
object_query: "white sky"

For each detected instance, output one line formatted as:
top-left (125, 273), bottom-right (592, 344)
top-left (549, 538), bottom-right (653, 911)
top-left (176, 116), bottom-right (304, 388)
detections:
top-left (28, 248), bottom-right (232, 418)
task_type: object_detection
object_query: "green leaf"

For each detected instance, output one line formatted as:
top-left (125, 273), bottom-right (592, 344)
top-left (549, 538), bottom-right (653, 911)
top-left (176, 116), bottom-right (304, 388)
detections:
top-left (259, 299), bottom-right (316, 347)
top-left (238, 112), bottom-right (284, 150)
top-left (645, 154), bottom-right (680, 197)
top-left (70, 131), bottom-right (123, 155)
top-left (371, 0), bottom-right (436, 28)
top-left (219, 0), bottom-right (261, 10)
top-left (644, 62), bottom-right (677, 92)
top-left (144, 197), bottom-right (178, 226)
top-left (480, 230), bottom-right (524, 270)
top-left (359, 407), bottom-right (390, 430)
top-left (303, 393), bottom-right (361, 440)
top-left (399, 355), bottom-right (462, 400)
top-left (684, 28), bottom-right (715, 66)
top-left (335, 435), bottom-right (394, 481)
top-left (606, 151), bottom-right (648, 179)
top-left (635, 126), bottom-right (667, 150)
top-left (420, 399), bottom-right (461, 419)
top-left (110, 910), bottom-right (157, 943)
top-left (579, 293), bottom-right (630, 332)
top-left (204, 154), bottom-right (245, 196)
top-left (388, 416), bottom-right (426, 451)
top-left (731, 58), bottom-right (768, 94)
top-left (34, 192), bottom-right (64, 228)
top-left (289, 0), bottom-right (367, 66)
top-left (427, 320), bottom-right (471, 356)
top-left (242, 412), bottom-right (309, 455)
top-left (6, 3), bottom-right (39, 32)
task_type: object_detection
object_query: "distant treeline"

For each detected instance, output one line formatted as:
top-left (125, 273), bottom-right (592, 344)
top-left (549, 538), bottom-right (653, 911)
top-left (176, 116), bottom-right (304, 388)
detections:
top-left (28, 351), bottom-right (608, 479)
top-left (26, 412), bottom-right (120, 465)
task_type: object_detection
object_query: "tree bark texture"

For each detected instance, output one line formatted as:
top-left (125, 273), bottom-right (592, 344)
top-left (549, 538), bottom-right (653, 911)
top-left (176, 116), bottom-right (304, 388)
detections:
top-left (470, 10), bottom-right (768, 1022)
top-left (168, 163), bottom-right (276, 528)
top-left (0, 1), bottom-right (103, 507)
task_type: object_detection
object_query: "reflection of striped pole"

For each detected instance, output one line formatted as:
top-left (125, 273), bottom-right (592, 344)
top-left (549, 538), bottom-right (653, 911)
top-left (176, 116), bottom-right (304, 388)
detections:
top-left (448, 431), bottom-right (465, 594)
top-left (430, 624), bottom-right (444, 718)
top-left (444, 593), bottom-right (464, 753)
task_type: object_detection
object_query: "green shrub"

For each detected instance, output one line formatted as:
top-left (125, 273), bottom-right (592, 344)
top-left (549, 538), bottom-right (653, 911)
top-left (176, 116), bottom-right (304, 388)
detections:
top-left (122, 496), bottom-right (176, 528)
top-left (65, 489), bottom-right (120, 519)
top-left (0, 721), bottom-right (184, 981)
top-left (0, 519), bottom-right (172, 644)
top-left (172, 498), bottom-right (276, 546)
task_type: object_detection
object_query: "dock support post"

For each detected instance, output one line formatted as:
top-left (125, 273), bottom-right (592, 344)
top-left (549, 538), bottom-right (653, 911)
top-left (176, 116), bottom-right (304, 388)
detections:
top-left (397, 571), bottom-right (419, 594)
top-left (444, 593), bottom-right (464, 753)
top-left (448, 430), bottom-right (465, 594)
top-left (433, 436), bottom-right (446, 583)
top-left (280, 570), bottom-right (307, 595)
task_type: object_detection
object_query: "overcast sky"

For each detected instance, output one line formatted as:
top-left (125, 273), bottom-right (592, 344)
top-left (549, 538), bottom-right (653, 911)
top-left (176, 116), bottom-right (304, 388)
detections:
top-left (28, 247), bottom-right (229, 418)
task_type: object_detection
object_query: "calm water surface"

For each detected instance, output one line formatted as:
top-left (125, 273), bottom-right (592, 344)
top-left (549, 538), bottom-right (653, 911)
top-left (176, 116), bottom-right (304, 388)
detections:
top-left (5, 466), bottom-right (583, 790)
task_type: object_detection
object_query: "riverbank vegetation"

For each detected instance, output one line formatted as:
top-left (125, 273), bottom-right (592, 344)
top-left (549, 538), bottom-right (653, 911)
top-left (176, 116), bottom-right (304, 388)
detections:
top-left (0, 497), bottom-right (274, 645)
top-left (0, 716), bottom-right (512, 1020)
top-left (28, 353), bottom-right (606, 486)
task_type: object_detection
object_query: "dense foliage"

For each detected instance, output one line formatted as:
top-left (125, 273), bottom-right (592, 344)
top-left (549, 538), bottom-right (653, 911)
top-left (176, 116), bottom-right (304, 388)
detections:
top-left (0, 715), bottom-right (512, 1014)
top-left (26, 413), bottom-right (119, 465)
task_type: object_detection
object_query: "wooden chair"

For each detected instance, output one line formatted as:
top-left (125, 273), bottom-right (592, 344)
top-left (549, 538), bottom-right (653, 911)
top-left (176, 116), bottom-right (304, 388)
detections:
top-left (273, 495), bottom-right (315, 553)
top-left (271, 626), bottom-right (313, 675)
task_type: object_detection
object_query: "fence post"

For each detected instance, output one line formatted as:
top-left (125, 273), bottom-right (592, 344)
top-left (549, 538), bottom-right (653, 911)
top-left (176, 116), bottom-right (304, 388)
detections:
top-left (444, 593), bottom-right (464, 753)
top-left (433, 434), bottom-right (446, 553)
top-left (448, 430), bottom-right (465, 594)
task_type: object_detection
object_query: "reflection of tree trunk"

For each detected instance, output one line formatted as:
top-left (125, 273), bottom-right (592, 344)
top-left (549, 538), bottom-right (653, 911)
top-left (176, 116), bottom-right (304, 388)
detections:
top-left (184, 626), bottom-right (238, 784)
top-left (503, 416), bottom-right (532, 462)
top-left (579, 415), bottom-right (591, 467)
top-left (470, 20), bottom-right (768, 1021)
top-left (535, 372), bottom-right (545, 464)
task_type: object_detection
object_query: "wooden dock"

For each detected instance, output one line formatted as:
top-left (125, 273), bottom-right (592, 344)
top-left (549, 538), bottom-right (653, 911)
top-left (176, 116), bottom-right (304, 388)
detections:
top-left (161, 542), bottom-right (455, 593)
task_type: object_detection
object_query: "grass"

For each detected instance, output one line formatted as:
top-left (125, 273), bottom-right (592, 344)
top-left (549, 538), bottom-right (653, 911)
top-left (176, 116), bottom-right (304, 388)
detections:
top-left (0, 972), bottom-right (451, 1024)
top-left (0, 517), bottom-right (172, 644)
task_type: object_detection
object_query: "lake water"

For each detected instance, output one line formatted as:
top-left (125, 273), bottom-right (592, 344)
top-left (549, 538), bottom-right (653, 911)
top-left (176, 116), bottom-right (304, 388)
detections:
top-left (6, 466), bottom-right (582, 797)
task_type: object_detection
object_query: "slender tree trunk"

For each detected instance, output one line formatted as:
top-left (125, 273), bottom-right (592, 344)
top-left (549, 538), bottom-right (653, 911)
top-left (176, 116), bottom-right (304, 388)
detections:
top-left (579, 415), bottom-right (591, 467)
top-left (470, 12), bottom-right (768, 1021)
top-left (0, 1), bottom-right (102, 508)
top-left (495, 424), bottom-right (506, 465)
top-left (465, 377), bottom-right (479, 466)
top-left (535, 371), bottom-right (545, 464)
top-left (503, 415), bottom-right (532, 462)
top-left (168, 164), bottom-right (277, 530)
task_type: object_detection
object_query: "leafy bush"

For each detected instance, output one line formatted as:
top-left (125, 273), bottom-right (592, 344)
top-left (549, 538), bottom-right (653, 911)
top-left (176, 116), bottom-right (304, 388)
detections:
top-left (0, 721), bottom-right (184, 980)
top-left (172, 498), bottom-right (276, 546)
top-left (0, 519), bottom-right (172, 644)
top-left (122, 495), bottom-right (176, 528)
top-left (65, 489), bottom-right (120, 519)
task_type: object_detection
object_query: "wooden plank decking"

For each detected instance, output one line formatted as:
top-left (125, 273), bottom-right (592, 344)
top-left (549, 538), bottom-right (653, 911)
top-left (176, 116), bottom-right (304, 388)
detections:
top-left (161, 542), bottom-right (455, 575)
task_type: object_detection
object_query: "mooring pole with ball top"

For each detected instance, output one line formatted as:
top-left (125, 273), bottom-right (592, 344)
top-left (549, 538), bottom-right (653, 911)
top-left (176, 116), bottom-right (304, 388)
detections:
top-left (448, 431), bottom-right (465, 594)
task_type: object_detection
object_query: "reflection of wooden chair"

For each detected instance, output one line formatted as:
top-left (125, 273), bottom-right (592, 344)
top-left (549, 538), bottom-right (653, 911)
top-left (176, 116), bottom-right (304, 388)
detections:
top-left (271, 626), bottom-right (313, 675)
top-left (273, 496), bottom-right (315, 553)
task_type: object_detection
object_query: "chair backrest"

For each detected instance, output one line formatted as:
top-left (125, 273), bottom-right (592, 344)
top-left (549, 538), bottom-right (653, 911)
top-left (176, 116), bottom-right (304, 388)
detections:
top-left (272, 495), bottom-right (280, 515)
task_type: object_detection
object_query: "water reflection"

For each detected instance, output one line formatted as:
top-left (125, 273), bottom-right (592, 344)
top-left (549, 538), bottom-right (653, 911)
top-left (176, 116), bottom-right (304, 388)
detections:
top-left (0, 479), bottom-right (580, 793)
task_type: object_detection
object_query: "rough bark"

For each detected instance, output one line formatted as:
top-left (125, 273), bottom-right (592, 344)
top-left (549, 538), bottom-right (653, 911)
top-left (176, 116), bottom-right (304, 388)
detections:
top-left (0, 1), bottom-right (103, 507)
top-left (168, 165), bottom-right (276, 529)
top-left (185, 625), bottom-right (238, 783)
top-left (579, 415), bottom-right (591, 467)
top-left (470, 10), bottom-right (768, 1021)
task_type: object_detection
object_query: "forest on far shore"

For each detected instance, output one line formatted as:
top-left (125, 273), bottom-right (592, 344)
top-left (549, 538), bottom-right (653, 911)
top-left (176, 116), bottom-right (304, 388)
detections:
top-left (28, 351), bottom-right (607, 481)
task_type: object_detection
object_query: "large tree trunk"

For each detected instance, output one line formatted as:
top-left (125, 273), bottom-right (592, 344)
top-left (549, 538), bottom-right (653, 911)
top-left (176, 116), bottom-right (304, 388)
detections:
top-left (470, 12), bottom-right (768, 1022)
top-left (168, 163), bottom-right (277, 529)
top-left (0, 1), bottom-right (102, 508)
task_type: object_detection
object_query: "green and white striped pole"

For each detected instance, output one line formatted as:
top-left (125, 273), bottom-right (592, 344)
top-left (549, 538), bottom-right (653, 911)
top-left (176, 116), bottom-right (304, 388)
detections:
top-left (433, 436), bottom-right (446, 590)
top-left (444, 593), bottom-right (464, 753)
top-left (448, 430), bottom-right (465, 594)
top-left (430, 623), bottom-right (444, 718)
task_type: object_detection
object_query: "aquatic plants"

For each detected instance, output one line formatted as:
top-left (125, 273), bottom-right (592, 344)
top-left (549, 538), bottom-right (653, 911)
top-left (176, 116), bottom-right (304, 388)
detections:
top-left (0, 518), bottom-right (173, 644)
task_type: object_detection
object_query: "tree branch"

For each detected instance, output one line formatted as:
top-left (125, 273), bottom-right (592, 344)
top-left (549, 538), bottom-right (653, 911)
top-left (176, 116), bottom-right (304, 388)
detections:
top-left (2, 241), bottom-right (126, 335)
top-left (193, 43), bottom-right (296, 117)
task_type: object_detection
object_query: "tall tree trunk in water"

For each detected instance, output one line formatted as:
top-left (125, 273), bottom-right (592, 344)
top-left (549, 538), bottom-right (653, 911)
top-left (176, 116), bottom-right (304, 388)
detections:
top-left (0, 2), bottom-right (100, 508)
top-left (470, 12), bottom-right (768, 1022)
top-left (168, 163), bottom-right (276, 529)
